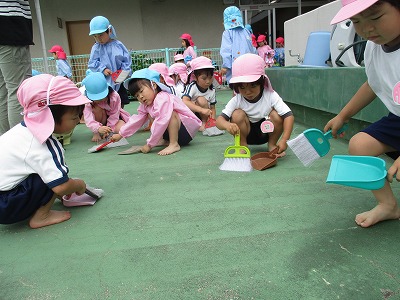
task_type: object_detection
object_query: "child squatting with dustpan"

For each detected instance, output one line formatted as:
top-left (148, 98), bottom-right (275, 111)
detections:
top-left (216, 53), bottom-right (294, 157)
top-left (0, 75), bottom-right (93, 229)
top-left (324, 0), bottom-right (400, 228)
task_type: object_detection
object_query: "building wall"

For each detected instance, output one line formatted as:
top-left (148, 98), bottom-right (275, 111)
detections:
top-left (284, 0), bottom-right (341, 66)
top-left (29, 0), bottom-right (230, 59)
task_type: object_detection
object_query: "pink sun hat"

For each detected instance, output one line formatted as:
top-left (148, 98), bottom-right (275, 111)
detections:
top-left (229, 53), bottom-right (273, 92)
top-left (189, 56), bottom-right (214, 71)
top-left (48, 45), bottom-right (64, 53)
top-left (148, 63), bottom-right (175, 86)
top-left (18, 74), bottom-right (91, 144)
top-left (174, 54), bottom-right (184, 62)
top-left (180, 33), bottom-right (195, 46)
top-left (331, 0), bottom-right (379, 25)
top-left (168, 63), bottom-right (188, 83)
top-left (257, 34), bottom-right (266, 43)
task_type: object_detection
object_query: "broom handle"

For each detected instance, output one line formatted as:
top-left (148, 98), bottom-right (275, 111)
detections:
top-left (234, 133), bottom-right (241, 146)
top-left (324, 123), bottom-right (349, 139)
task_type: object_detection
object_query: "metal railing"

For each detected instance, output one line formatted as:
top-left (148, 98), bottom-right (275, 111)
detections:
top-left (31, 47), bottom-right (225, 85)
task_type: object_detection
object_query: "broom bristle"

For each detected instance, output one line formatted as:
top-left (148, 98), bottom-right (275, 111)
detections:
top-left (219, 157), bottom-right (253, 172)
top-left (287, 133), bottom-right (320, 167)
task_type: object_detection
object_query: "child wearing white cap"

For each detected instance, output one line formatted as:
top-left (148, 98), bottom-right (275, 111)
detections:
top-left (112, 69), bottom-right (201, 156)
top-left (88, 16), bottom-right (132, 107)
top-left (216, 53), bottom-right (294, 156)
top-left (182, 56), bottom-right (217, 131)
top-left (324, 0), bottom-right (400, 227)
top-left (82, 72), bottom-right (130, 142)
top-left (0, 74), bottom-right (91, 228)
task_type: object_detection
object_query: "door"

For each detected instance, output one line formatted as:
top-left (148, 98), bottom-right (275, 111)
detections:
top-left (66, 20), bottom-right (93, 83)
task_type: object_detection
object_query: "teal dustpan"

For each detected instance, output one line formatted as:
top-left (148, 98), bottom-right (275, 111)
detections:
top-left (326, 155), bottom-right (387, 190)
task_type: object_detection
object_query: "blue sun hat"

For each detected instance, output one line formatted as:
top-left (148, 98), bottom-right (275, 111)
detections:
top-left (89, 16), bottom-right (117, 39)
top-left (123, 68), bottom-right (171, 93)
top-left (223, 6), bottom-right (244, 30)
top-left (82, 72), bottom-right (110, 101)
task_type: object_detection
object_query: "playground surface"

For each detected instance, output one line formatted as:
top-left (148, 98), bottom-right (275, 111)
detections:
top-left (1, 90), bottom-right (400, 300)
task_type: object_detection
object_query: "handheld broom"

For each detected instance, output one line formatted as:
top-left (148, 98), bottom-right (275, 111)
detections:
top-left (219, 133), bottom-right (253, 172)
top-left (287, 124), bottom-right (348, 167)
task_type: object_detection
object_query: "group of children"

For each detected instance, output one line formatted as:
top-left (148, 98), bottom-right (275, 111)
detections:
top-left (1, 0), bottom-right (400, 231)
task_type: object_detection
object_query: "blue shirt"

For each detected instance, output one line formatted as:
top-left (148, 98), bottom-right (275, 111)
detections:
top-left (56, 59), bottom-right (72, 78)
top-left (88, 39), bottom-right (132, 92)
top-left (220, 27), bottom-right (256, 82)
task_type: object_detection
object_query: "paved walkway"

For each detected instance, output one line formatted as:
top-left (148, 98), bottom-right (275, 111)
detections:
top-left (1, 90), bottom-right (400, 299)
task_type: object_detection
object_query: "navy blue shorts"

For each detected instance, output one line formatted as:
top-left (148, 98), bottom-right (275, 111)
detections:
top-left (247, 119), bottom-right (269, 145)
top-left (0, 174), bottom-right (54, 224)
top-left (361, 112), bottom-right (400, 160)
top-left (163, 123), bottom-right (192, 146)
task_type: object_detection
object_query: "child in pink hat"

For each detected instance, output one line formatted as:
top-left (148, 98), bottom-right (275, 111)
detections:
top-left (324, 0), bottom-right (400, 228)
top-left (182, 56), bottom-right (217, 131)
top-left (180, 33), bottom-right (197, 64)
top-left (0, 74), bottom-right (91, 228)
top-left (168, 62), bottom-right (188, 99)
top-left (216, 53), bottom-right (294, 156)
top-left (48, 44), bottom-right (73, 79)
top-left (256, 35), bottom-right (275, 68)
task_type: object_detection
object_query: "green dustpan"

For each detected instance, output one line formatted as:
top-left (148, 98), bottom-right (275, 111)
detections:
top-left (326, 155), bottom-right (387, 190)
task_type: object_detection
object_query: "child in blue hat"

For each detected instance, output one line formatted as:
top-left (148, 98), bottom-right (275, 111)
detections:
top-left (87, 16), bottom-right (132, 107)
top-left (111, 69), bottom-right (201, 156)
top-left (220, 6), bottom-right (256, 84)
top-left (82, 72), bottom-right (130, 142)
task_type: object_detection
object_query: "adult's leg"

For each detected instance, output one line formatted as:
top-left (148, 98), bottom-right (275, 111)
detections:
top-left (0, 45), bottom-right (31, 133)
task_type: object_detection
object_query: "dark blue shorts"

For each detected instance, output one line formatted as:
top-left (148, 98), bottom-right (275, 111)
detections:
top-left (0, 174), bottom-right (54, 224)
top-left (361, 112), bottom-right (400, 159)
top-left (163, 123), bottom-right (192, 146)
top-left (247, 119), bottom-right (269, 145)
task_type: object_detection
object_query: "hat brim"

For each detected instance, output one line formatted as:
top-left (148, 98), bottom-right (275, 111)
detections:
top-left (123, 78), bottom-right (171, 94)
top-left (331, 0), bottom-right (379, 24)
top-left (229, 74), bottom-right (261, 84)
top-left (58, 93), bottom-right (91, 106)
top-left (85, 88), bottom-right (108, 101)
top-left (89, 29), bottom-right (106, 36)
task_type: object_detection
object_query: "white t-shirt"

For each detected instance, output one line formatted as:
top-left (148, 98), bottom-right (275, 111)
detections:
top-left (183, 82), bottom-right (216, 106)
top-left (0, 123), bottom-right (69, 191)
top-left (221, 89), bottom-right (291, 123)
top-left (364, 40), bottom-right (400, 116)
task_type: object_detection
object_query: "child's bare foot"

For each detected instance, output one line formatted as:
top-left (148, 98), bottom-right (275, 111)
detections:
top-left (158, 144), bottom-right (180, 156)
top-left (92, 133), bottom-right (101, 142)
top-left (155, 139), bottom-right (169, 147)
top-left (355, 203), bottom-right (400, 228)
top-left (29, 210), bottom-right (71, 229)
top-left (199, 123), bottom-right (206, 132)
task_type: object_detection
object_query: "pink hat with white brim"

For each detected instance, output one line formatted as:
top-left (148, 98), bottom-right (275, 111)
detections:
top-left (18, 74), bottom-right (91, 144)
top-left (149, 63), bottom-right (175, 86)
top-left (229, 53), bottom-right (273, 92)
top-left (330, 0), bottom-right (379, 25)
top-left (169, 63), bottom-right (188, 83)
